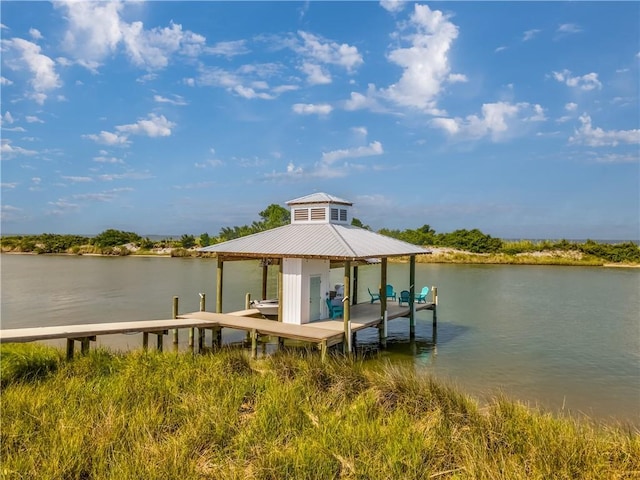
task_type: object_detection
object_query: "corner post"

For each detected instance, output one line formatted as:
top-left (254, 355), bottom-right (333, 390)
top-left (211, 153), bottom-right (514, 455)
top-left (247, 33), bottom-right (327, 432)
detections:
top-left (409, 255), bottom-right (416, 338)
top-left (432, 286), bottom-right (438, 325)
top-left (66, 339), bottom-right (75, 360)
top-left (343, 260), bottom-right (352, 355)
top-left (379, 258), bottom-right (388, 348)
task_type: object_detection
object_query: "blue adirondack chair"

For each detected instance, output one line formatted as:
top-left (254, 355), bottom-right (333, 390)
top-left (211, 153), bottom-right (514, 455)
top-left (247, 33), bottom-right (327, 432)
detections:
top-left (398, 290), bottom-right (411, 306)
top-left (368, 287), bottom-right (381, 303)
top-left (326, 298), bottom-right (343, 319)
top-left (415, 286), bottom-right (430, 303)
top-left (386, 284), bottom-right (397, 302)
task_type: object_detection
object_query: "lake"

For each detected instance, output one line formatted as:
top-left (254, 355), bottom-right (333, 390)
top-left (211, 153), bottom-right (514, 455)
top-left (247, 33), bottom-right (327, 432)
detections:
top-left (1, 254), bottom-right (639, 426)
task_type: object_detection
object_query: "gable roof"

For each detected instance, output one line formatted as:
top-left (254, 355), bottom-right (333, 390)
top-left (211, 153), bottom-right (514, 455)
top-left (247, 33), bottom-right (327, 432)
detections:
top-left (199, 223), bottom-right (429, 260)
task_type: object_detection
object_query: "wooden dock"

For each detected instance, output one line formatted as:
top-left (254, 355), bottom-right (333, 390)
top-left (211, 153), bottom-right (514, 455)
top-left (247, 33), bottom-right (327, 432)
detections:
top-left (0, 302), bottom-right (435, 360)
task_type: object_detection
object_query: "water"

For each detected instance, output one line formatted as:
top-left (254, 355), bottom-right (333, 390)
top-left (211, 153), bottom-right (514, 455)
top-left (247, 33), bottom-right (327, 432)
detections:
top-left (1, 254), bottom-right (638, 425)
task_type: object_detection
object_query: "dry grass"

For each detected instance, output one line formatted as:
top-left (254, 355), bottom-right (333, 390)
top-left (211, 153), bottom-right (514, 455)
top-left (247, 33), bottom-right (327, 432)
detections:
top-left (1, 345), bottom-right (638, 479)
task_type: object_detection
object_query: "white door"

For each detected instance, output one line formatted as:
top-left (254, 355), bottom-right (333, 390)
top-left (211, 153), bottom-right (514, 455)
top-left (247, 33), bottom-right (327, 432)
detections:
top-left (309, 275), bottom-right (321, 321)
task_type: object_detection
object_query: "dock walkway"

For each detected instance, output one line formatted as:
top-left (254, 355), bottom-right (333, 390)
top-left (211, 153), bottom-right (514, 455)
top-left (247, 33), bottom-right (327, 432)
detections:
top-left (0, 302), bottom-right (435, 359)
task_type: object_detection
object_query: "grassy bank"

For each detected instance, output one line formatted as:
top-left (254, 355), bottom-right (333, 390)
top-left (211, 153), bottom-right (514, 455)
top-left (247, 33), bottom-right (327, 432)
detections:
top-left (1, 345), bottom-right (638, 479)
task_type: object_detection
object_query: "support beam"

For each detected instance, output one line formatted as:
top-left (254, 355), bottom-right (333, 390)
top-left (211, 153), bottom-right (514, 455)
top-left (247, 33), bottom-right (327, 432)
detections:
top-left (250, 329), bottom-right (258, 359)
top-left (409, 255), bottom-right (416, 338)
top-left (352, 265), bottom-right (359, 305)
top-left (216, 257), bottom-right (223, 314)
top-left (343, 260), bottom-right (352, 354)
top-left (262, 264), bottom-right (268, 300)
top-left (277, 261), bottom-right (283, 322)
top-left (379, 258), bottom-right (388, 348)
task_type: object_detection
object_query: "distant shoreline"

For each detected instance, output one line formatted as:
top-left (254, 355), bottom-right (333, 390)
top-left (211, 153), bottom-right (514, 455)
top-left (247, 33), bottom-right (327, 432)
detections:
top-left (3, 249), bottom-right (639, 268)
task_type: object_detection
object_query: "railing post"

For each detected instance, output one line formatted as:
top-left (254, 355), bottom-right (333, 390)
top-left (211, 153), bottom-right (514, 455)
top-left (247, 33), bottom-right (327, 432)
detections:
top-left (432, 286), bottom-right (438, 325)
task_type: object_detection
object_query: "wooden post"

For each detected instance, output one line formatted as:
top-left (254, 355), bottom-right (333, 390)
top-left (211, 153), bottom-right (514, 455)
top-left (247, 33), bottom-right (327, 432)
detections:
top-left (379, 258), bottom-right (388, 348)
top-left (432, 286), bottom-right (438, 325)
top-left (216, 257), bottom-right (223, 314)
top-left (66, 339), bottom-right (74, 360)
top-left (409, 255), bottom-right (416, 338)
top-left (80, 337), bottom-right (91, 355)
top-left (277, 260), bottom-right (283, 322)
top-left (172, 296), bottom-right (179, 351)
top-left (251, 329), bottom-right (258, 359)
top-left (142, 332), bottom-right (149, 350)
top-left (156, 332), bottom-right (163, 352)
top-left (352, 265), bottom-right (358, 305)
top-left (320, 340), bottom-right (327, 362)
top-left (245, 293), bottom-right (251, 310)
top-left (262, 264), bottom-right (268, 300)
top-left (343, 260), bottom-right (352, 355)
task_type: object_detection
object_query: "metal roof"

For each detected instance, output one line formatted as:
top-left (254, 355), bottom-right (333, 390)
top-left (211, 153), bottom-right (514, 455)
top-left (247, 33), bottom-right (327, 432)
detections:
top-left (286, 192), bottom-right (352, 206)
top-left (199, 223), bottom-right (429, 260)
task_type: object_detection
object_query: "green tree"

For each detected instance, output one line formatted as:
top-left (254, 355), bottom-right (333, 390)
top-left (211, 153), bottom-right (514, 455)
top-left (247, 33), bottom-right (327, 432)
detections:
top-left (199, 233), bottom-right (211, 247)
top-left (93, 229), bottom-right (141, 248)
top-left (180, 234), bottom-right (196, 249)
top-left (257, 204), bottom-right (290, 230)
top-left (351, 217), bottom-right (371, 230)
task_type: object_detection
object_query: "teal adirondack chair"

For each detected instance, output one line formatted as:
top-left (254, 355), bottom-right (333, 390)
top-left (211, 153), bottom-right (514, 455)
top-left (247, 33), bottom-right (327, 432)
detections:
top-left (398, 290), bottom-right (411, 306)
top-left (386, 284), bottom-right (397, 302)
top-left (415, 286), bottom-right (430, 303)
top-left (326, 298), bottom-right (343, 319)
top-left (368, 287), bottom-right (381, 303)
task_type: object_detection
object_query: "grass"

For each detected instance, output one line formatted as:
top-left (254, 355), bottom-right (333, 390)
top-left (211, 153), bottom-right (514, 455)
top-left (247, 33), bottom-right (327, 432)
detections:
top-left (1, 344), bottom-right (639, 479)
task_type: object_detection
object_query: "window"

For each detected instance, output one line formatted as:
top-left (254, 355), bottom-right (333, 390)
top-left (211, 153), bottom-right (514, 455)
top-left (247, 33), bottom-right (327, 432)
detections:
top-left (330, 208), bottom-right (339, 221)
top-left (294, 208), bottom-right (309, 221)
top-left (310, 208), bottom-right (326, 221)
top-left (339, 209), bottom-right (347, 221)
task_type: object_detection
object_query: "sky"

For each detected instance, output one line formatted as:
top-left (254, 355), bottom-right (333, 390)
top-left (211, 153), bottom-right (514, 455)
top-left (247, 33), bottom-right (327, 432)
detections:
top-left (1, 1), bottom-right (639, 240)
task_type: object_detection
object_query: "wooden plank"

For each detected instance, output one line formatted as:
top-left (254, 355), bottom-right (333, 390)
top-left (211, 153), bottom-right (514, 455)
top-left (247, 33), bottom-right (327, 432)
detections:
top-left (0, 319), bottom-right (221, 344)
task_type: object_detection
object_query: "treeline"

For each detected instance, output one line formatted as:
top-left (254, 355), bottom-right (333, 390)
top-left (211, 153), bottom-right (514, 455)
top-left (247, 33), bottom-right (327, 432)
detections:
top-left (380, 224), bottom-right (640, 263)
top-left (2, 205), bottom-right (639, 263)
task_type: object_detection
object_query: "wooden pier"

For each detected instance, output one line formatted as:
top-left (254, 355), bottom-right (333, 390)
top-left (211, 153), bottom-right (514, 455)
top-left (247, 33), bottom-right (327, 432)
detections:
top-left (0, 301), bottom-right (435, 360)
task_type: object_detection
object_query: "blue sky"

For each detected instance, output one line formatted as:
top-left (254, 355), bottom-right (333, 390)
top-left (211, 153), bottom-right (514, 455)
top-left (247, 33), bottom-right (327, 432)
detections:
top-left (1, 1), bottom-right (638, 240)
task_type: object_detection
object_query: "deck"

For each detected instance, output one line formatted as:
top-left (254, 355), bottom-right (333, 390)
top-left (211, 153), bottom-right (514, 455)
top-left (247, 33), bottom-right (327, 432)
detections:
top-left (0, 302), bottom-right (435, 359)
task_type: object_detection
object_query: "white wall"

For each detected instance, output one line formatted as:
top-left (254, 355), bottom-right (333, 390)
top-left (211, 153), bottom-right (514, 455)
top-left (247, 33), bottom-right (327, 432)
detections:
top-left (282, 258), bottom-right (330, 324)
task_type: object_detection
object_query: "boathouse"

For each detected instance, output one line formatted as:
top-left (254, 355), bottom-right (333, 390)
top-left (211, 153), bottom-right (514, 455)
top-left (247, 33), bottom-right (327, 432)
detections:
top-left (199, 193), bottom-right (432, 349)
top-left (0, 193), bottom-right (435, 358)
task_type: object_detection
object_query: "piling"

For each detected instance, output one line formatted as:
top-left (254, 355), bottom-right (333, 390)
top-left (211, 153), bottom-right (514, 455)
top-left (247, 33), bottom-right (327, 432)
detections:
top-left (432, 286), bottom-right (438, 325)
top-left (172, 296), bottom-right (179, 351)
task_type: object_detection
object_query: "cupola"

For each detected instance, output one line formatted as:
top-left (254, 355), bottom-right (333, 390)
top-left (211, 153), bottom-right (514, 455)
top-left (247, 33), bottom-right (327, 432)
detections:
top-left (286, 192), bottom-right (352, 225)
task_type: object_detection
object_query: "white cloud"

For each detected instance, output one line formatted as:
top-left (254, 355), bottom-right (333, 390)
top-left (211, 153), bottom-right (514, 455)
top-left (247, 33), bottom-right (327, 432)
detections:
top-left (83, 130), bottom-right (130, 146)
top-left (382, 4), bottom-right (461, 113)
top-left (29, 28), bottom-right (43, 40)
top-left (57, 2), bottom-right (205, 71)
top-left (233, 85), bottom-right (274, 100)
top-left (557, 23), bottom-right (582, 34)
top-left (93, 155), bottom-right (124, 164)
top-left (1, 182), bottom-right (18, 189)
top-left (494, 46), bottom-right (507, 53)
top-left (522, 29), bottom-right (541, 41)
top-left (206, 40), bottom-right (249, 57)
top-left (26, 115), bottom-right (44, 123)
top-left (344, 84), bottom-right (381, 111)
top-left (552, 69), bottom-right (601, 91)
top-left (448, 73), bottom-right (468, 83)
top-left (301, 62), bottom-right (332, 85)
top-left (569, 114), bottom-right (640, 147)
top-left (431, 102), bottom-right (544, 141)
top-left (380, 0), bottom-right (406, 13)
top-left (565, 102), bottom-right (578, 111)
top-left (296, 31), bottom-right (363, 73)
top-left (115, 113), bottom-right (175, 137)
top-left (153, 94), bottom-right (188, 106)
top-left (1, 139), bottom-right (37, 157)
top-left (1, 37), bottom-right (61, 103)
top-left (321, 141), bottom-right (384, 164)
top-left (292, 103), bottom-right (333, 116)
top-left (352, 126), bottom-right (368, 137)
top-left (3, 111), bottom-right (14, 124)
top-left (61, 175), bottom-right (93, 183)
top-left (0, 76), bottom-right (13, 85)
